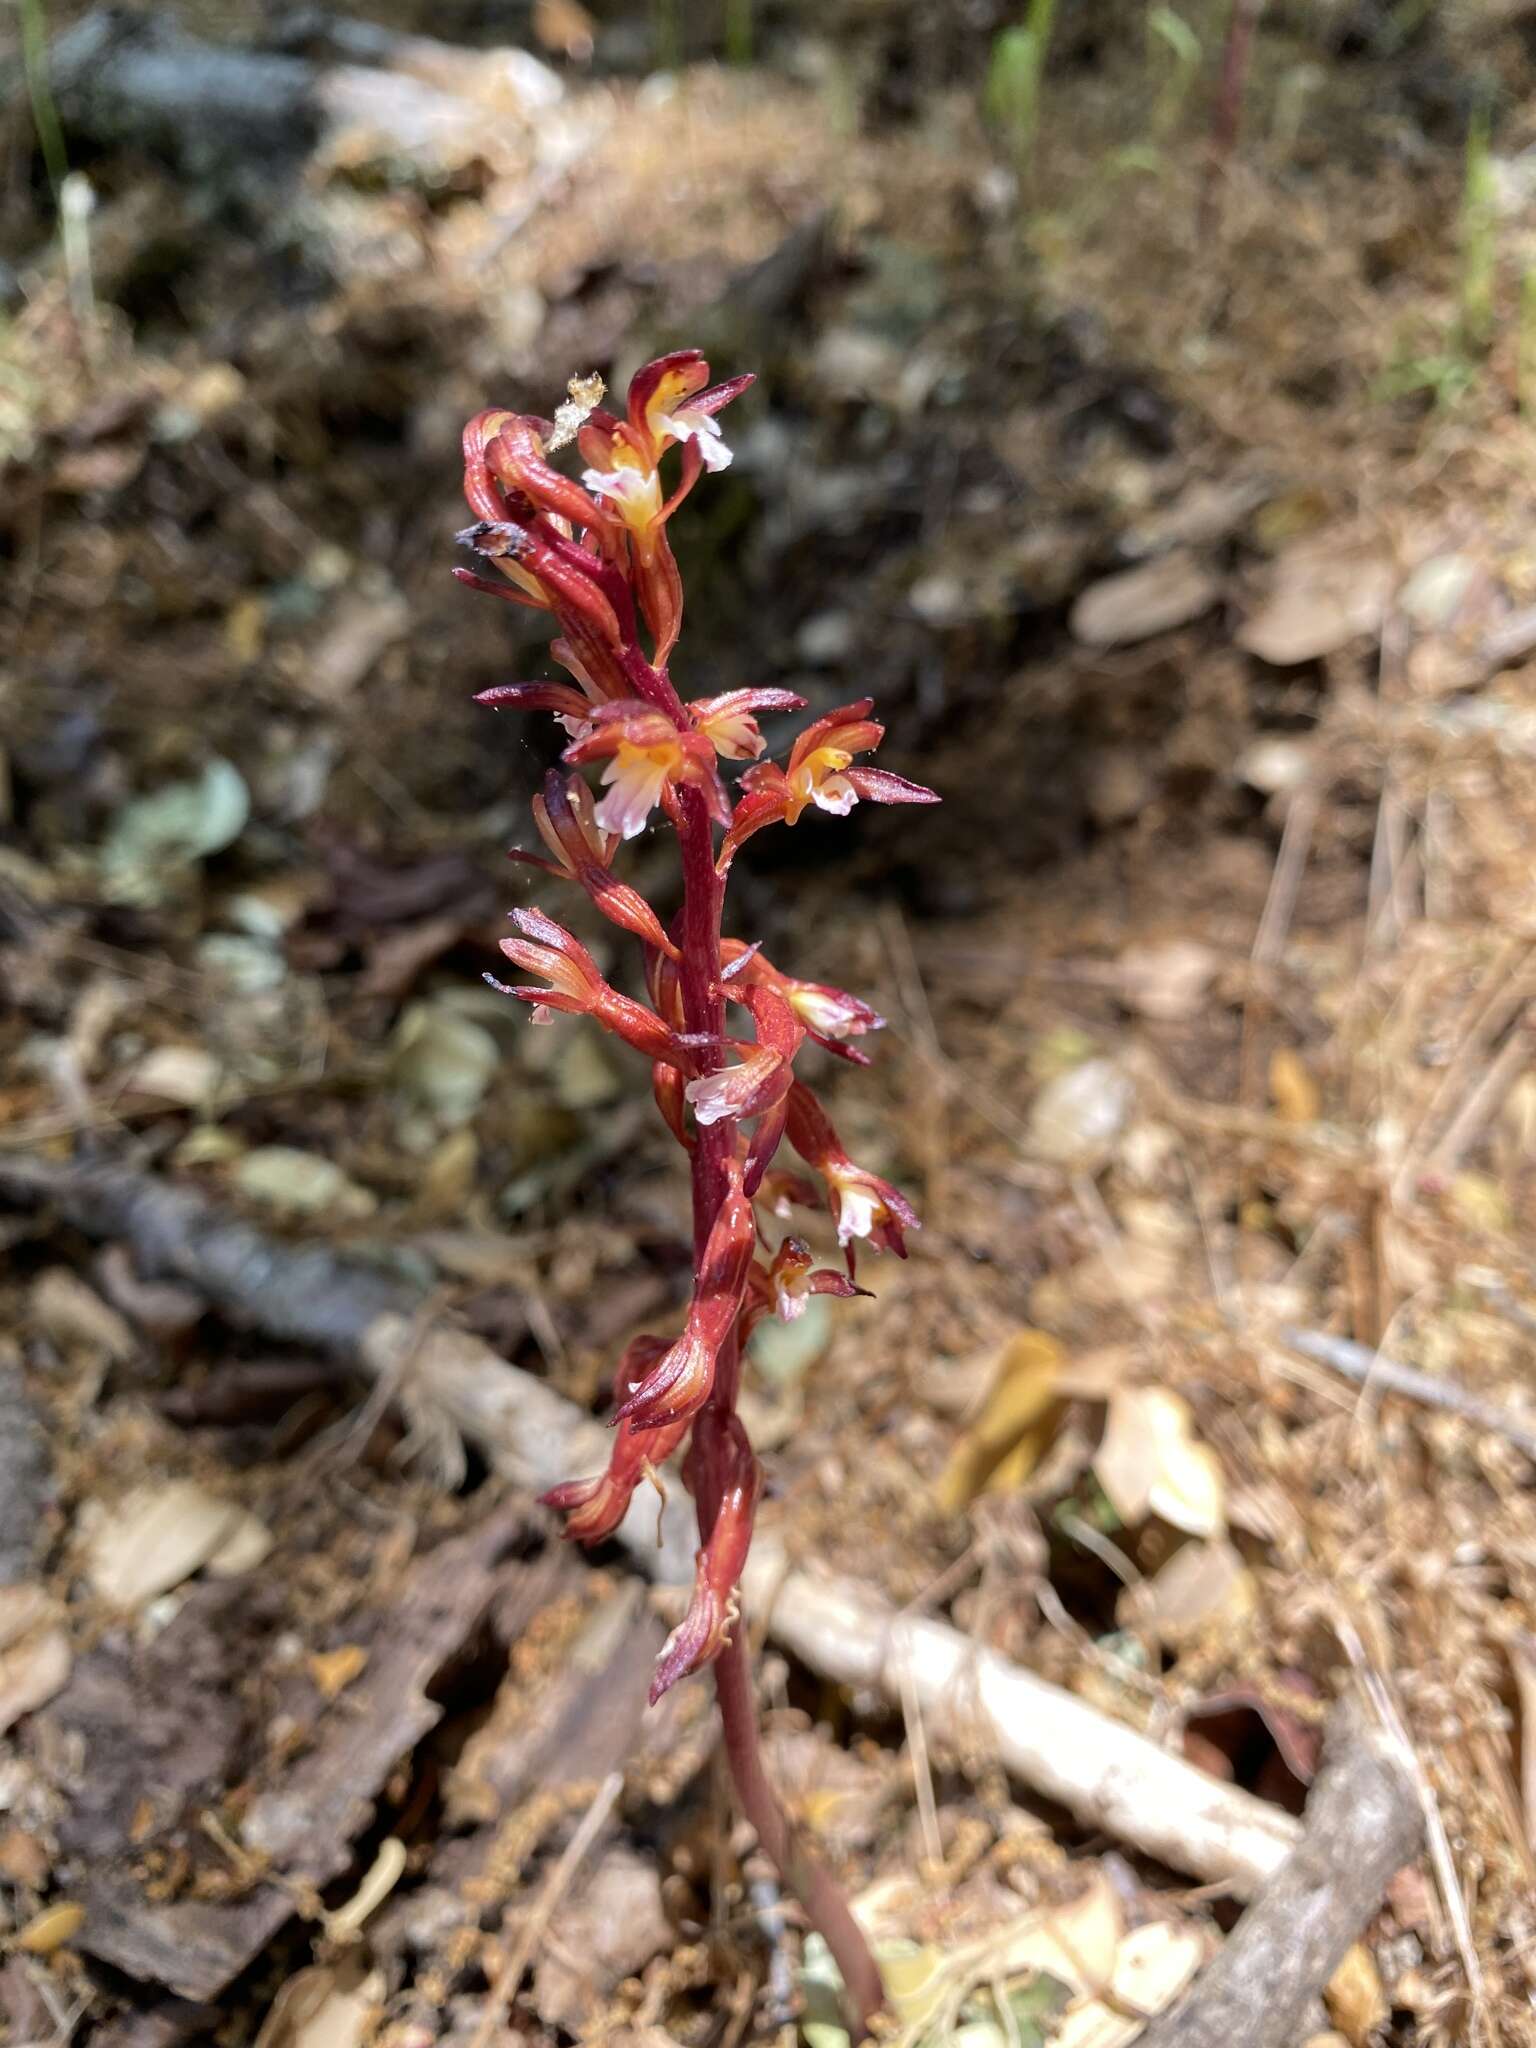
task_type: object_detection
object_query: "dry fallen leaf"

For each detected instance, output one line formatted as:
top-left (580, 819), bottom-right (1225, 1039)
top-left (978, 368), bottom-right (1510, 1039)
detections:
top-left (1094, 1387), bottom-right (1225, 1536)
top-left (309, 1645), bottom-right (370, 1701)
top-left (30, 1268), bottom-right (136, 1363)
top-left (1069, 550), bottom-right (1221, 648)
top-left (935, 1330), bottom-right (1064, 1510)
top-left (253, 1956), bottom-right (385, 2048)
top-left (1237, 539), bottom-right (1393, 664)
top-left (1115, 939), bottom-right (1220, 1021)
top-left (1119, 1537), bottom-right (1257, 1646)
top-left (1053, 1919), bottom-right (1208, 2047)
top-left (85, 1481), bottom-right (272, 1608)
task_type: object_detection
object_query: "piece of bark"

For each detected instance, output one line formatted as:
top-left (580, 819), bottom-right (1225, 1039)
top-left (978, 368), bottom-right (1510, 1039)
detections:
top-left (1136, 1700), bottom-right (1422, 2048)
top-left (0, 1362), bottom-right (51, 1586)
top-left (36, 1508), bottom-right (525, 2000)
top-left (1, 1154), bottom-right (1308, 1895)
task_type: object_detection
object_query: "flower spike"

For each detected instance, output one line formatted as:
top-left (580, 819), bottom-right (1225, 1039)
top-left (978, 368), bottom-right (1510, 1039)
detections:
top-left (457, 353), bottom-right (916, 2033)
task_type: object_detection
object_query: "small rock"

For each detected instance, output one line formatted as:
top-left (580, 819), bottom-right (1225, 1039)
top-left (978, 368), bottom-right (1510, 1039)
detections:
top-left (908, 573), bottom-right (968, 627)
top-left (1070, 549), bottom-right (1220, 648)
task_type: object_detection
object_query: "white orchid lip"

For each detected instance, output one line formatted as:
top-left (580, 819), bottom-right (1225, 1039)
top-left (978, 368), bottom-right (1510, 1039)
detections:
top-left (657, 406), bottom-right (732, 471)
top-left (595, 743), bottom-right (676, 839)
top-left (831, 1182), bottom-right (881, 1246)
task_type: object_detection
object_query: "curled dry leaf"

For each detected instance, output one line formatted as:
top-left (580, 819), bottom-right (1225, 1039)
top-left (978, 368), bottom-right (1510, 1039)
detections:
top-left (935, 1329), bottom-right (1064, 1510)
top-left (1094, 1387), bottom-right (1225, 1537)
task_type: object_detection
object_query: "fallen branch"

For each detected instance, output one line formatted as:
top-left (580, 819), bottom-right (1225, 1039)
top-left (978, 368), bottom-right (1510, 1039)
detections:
top-left (2, 1153), bottom-right (1301, 1893)
top-left (1280, 1325), bottom-right (1536, 1461)
top-left (1137, 1699), bottom-right (1421, 2048)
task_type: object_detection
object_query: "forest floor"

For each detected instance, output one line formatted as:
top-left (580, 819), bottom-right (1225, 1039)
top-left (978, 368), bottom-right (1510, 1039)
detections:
top-left (6, 2), bottom-right (1536, 2044)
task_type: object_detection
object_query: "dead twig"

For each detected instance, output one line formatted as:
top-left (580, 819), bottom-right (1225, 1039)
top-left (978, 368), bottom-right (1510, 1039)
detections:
top-left (1136, 1698), bottom-right (1420, 2048)
top-left (468, 1769), bottom-right (623, 2048)
top-left (1278, 1325), bottom-right (1536, 1461)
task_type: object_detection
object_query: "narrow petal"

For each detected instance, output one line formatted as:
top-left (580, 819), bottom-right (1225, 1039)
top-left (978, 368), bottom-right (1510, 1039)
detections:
top-left (845, 767), bottom-right (941, 805)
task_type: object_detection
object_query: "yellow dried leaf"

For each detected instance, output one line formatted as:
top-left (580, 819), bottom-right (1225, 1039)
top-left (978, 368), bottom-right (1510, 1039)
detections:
top-left (935, 1330), bottom-right (1063, 1511)
top-left (1269, 1047), bottom-right (1321, 1125)
top-left (309, 1645), bottom-right (369, 1700)
top-left (1325, 1942), bottom-right (1388, 2045)
top-left (16, 1901), bottom-right (85, 1954)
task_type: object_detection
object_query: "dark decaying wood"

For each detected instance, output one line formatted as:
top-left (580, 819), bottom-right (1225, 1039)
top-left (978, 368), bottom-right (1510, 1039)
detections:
top-left (33, 1507), bottom-right (528, 2001)
top-left (1137, 1699), bottom-right (1423, 2048)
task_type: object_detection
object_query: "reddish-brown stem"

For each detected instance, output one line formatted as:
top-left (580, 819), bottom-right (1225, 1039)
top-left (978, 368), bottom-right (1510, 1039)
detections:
top-left (670, 759), bottom-right (882, 2037)
top-left (712, 1631), bottom-right (886, 2035)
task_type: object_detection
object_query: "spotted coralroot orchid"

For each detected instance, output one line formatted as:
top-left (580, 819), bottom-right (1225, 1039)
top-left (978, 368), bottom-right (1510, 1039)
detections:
top-left (455, 352), bottom-right (937, 2036)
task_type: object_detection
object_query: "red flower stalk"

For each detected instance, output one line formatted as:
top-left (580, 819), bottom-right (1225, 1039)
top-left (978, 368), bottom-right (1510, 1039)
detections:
top-left (454, 352), bottom-right (936, 2037)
